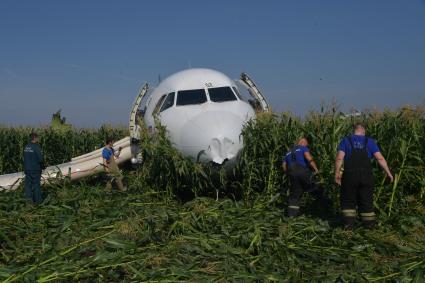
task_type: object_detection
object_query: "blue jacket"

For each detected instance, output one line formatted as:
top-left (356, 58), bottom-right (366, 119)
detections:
top-left (337, 135), bottom-right (380, 161)
top-left (283, 145), bottom-right (309, 168)
top-left (23, 142), bottom-right (44, 173)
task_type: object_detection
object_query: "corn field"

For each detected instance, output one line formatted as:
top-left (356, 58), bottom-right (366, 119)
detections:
top-left (0, 106), bottom-right (424, 282)
top-left (0, 125), bottom-right (127, 175)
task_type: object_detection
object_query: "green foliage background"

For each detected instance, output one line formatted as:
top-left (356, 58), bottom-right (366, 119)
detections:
top-left (0, 125), bottom-right (127, 175)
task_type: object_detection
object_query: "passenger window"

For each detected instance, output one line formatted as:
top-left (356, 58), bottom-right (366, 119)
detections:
top-left (176, 89), bottom-right (207, 106)
top-left (160, 92), bottom-right (175, 112)
top-left (208, 87), bottom-right (237, 102)
top-left (153, 95), bottom-right (166, 115)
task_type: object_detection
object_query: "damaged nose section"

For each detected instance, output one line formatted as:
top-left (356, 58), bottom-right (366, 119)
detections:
top-left (208, 135), bottom-right (240, 164)
top-left (181, 110), bottom-right (249, 165)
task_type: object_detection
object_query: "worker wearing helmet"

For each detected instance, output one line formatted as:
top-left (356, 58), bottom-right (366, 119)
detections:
top-left (23, 132), bottom-right (45, 204)
top-left (102, 138), bottom-right (126, 191)
top-left (335, 123), bottom-right (393, 229)
top-left (283, 137), bottom-right (325, 217)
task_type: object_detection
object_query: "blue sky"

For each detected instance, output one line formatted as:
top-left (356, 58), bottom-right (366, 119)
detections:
top-left (1, 0), bottom-right (424, 126)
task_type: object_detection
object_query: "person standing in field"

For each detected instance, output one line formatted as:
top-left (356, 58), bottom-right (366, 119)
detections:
top-left (283, 137), bottom-right (327, 217)
top-left (335, 123), bottom-right (393, 229)
top-left (23, 132), bottom-right (45, 204)
top-left (102, 138), bottom-right (126, 191)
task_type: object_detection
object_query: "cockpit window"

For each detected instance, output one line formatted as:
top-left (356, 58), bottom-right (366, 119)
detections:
top-left (153, 94), bottom-right (166, 115)
top-left (208, 87), bottom-right (237, 102)
top-left (176, 89), bottom-right (207, 106)
top-left (232, 87), bottom-right (244, 100)
top-left (160, 92), bottom-right (175, 112)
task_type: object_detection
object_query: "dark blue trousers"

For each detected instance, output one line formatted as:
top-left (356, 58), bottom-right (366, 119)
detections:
top-left (25, 173), bottom-right (42, 204)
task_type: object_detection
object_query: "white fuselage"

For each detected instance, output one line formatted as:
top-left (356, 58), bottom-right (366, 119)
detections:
top-left (144, 68), bottom-right (255, 164)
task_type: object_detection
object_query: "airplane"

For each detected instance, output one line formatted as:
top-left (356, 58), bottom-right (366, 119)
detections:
top-left (130, 68), bottom-right (269, 165)
top-left (0, 68), bottom-right (269, 190)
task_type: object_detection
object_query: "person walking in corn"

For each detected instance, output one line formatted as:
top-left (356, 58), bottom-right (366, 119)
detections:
top-left (283, 137), bottom-right (327, 217)
top-left (23, 132), bottom-right (45, 204)
top-left (335, 123), bottom-right (393, 229)
top-left (102, 138), bottom-right (126, 191)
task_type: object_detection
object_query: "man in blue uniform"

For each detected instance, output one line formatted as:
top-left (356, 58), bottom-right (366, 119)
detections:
top-left (283, 138), bottom-right (323, 217)
top-left (335, 123), bottom-right (393, 229)
top-left (23, 133), bottom-right (44, 204)
top-left (102, 138), bottom-right (126, 191)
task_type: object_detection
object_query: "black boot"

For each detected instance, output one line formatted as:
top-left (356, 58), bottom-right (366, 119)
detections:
top-left (287, 206), bottom-right (300, 218)
top-left (362, 220), bottom-right (376, 229)
top-left (360, 212), bottom-right (377, 229)
top-left (342, 217), bottom-right (356, 230)
top-left (341, 209), bottom-right (357, 229)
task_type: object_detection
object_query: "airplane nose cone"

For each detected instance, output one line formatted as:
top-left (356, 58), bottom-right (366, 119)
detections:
top-left (179, 110), bottom-right (249, 164)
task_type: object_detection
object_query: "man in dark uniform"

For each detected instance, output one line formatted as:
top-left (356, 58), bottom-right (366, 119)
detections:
top-left (335, 123), bottom-right (393, 229)
top-left (23, 132), bottom-right (44, 204)
top-left (283, 138), bottom-right (325, 217)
